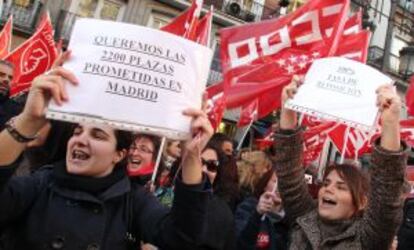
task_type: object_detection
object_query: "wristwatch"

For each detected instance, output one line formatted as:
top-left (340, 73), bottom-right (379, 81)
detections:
top-left (5, 117), bottom-right (38, 143)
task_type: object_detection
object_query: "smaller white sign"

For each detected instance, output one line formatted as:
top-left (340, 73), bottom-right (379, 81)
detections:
top-left (47, 19), bottom-right (213, 140)
top-left (285, 57), bottom-right (393, 130)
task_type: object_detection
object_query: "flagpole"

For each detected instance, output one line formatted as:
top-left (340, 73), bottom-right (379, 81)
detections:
top-left (207, 5), bottom-right (214, 49)
top-left (339, 126), bottom-right (350, 164)
top-left (237, 119), bottom-right (254, 151)
top-left (318, 138), bottom-right (331, 182)
top-left (151, 137), bottom-right (167, 185)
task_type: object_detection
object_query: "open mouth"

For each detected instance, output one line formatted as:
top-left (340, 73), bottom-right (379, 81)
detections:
top-left (71, 149), bottom-right (90, 161)
top-left (322, 197), bottom-right (337, 206)
top-left (129, 159), bottom-right (142, 165)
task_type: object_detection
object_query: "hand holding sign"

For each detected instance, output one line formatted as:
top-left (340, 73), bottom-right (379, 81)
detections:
top-left (376, 85), bottom-right (402, 151)
top-left (280, 75), bottom-right (303, 130)
top-left (18, 52), bottom-right (78, 134)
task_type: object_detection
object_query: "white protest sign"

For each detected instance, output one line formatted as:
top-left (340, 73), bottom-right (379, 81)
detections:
top-left (47, 19), bottom-right (213, 140)
top-left (285, 57), bottom-right (393, 130)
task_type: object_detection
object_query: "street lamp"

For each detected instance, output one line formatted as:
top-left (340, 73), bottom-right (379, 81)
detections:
top-left (400, 44), bottom-right (414, 80)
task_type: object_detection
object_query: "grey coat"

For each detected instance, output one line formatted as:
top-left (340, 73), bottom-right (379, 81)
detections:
top-left (273, 128), bottom-right (407, 250)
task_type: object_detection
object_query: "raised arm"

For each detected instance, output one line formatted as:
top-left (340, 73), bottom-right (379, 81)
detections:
top-left (360, 85), bottom-right (407, 249)
top-left (273, 76), bottom-right (315, 226)
top-left (0, 51), bottom-right (78, 166)
top-left (136, 94), bottom-right (213, 249)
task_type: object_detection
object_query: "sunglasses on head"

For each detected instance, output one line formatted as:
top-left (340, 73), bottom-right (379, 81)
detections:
top-left (202, 159), bottom-right (219, 172)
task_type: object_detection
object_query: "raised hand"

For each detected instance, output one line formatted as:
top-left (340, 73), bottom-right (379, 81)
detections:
top-left (376, 85), bottom-right (401, 151)
top-left (256, 191), bottom-right (282, 215)
top-left (181, 93), bottom-right (214, 185)
top-left (19, 51), bottom-right (78, 132)
top-left (280, 75), bottom-right (303, 130)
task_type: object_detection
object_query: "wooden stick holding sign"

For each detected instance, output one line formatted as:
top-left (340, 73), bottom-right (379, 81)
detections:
top-left (150, 137), bottom-right (167, 191)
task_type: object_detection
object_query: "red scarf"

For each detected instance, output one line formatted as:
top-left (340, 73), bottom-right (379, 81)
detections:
top-left (127, 162), bottom-right (154, 177)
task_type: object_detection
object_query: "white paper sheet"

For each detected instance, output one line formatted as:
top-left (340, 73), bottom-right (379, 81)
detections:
top-left (47, 19), bottom-right (213, 140)
top-left (285, 57), bottom-right (393, 131)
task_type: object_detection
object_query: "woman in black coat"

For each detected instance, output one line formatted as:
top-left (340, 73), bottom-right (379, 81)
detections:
top-left (199, 143), bottom-right (236, 250)
top-left (0, 52), bottom-right (213, 250)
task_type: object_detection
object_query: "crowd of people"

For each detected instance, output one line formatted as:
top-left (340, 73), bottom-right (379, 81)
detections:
top-left (0, 51), bottom-right (413, 250)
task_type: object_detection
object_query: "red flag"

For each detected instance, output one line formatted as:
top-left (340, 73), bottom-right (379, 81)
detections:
top-left (328, 124), bottom-right (377, 158)
top-left (0, 16), bottom-right (13, 59)
top-left (206, 83), bottom-right (225, 131)
top-left (336, 30), bottom-right (370, 63)
top-left (255, 128), bottom-right (274, 150)
top-left (219, 0), bottom-right (349, 119)
top-left (194, 8), bottom-right (213, 46)
top-left (237, 99), bottom-right (258, 127)
top-left (161, 0), bottom-right (203, 40)
top-left (342, 10), bottom-right (362, 35)
top-left (5, 13), bottom-right (58, 96)
top-left (406, 76), bottom-right (414, 117)
top-left (400, 119), bottom-right (414, 147)
top-left (303, 121), bottom-right (336, 165)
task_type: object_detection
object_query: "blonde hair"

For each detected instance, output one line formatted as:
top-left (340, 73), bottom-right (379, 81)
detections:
top-left (237, 151), bottom-right (272, 194)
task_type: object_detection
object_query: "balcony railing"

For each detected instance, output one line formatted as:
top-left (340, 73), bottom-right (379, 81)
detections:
top-left (0, 0), bottom-right (43, 33)
top-left (368, 46), bottom-right (409, 80)
top-left (204, 0), bottom-right (279, 22)
top-left (54, 10), bottom-right (81, 41)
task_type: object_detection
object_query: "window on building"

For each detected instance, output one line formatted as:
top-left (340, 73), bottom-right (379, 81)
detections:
top-left (12, 0), bottom-right (32, 8)
top-left (399, 0), bottom-right (414, 13)
top-left (100, 0), bottom-right (122, 20)
top-left (69, 0), bottom-right (125, 21)
top-left (77, 0), bottom-right (98, 17)
top-left (147, 12), bottom-right (171, 29)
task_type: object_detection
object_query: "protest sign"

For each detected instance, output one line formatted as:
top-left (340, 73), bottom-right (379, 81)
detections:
top-left (285, 57), bottom-right (392, 131)
top-left (47, 19), bottom-right (213, 140)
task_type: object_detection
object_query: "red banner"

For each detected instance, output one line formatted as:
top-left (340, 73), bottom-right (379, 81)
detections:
top-left (237, 99), bottom-right (258, 127)
top-left (219, 0), bottom-right (350, 119)
top-left (5, 13), bottom-right (58, 96)
top-left (0, 16), bottom-right (13, 59)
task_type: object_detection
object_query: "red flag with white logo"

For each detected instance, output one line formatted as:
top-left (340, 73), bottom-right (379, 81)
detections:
top-left (194, 8), bottom-right (213, 46)
top-left (303, 121), bottom-right (337, 165)
top-left (5, 13), bottom-right (58, 96)
top-left (0, 16), bottom-right (13, 59)
top-left (161, 0), bottom-right (203, 40)
top-left (219, 0), bottom-right (349, 119)
top-left (206, 83), bottom-right (225, 131)
top-left (237, 99), bottom-right (258, 127)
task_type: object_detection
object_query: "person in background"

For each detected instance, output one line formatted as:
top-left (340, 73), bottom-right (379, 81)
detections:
top-left (163, 140), bottom-right (181, 169)
top-left (235, 169), bottom-right (288, 250)
top-left (210, 133), bottom-right (234, 158)
top-left (0, 60), bottom-right (26, 130)
top-left (199, 143), bottom-right (236, 250)
top-left (397, 166), bottom-right (414, 250)
top-left (238, 151), bottom-right (272, 201)
top-left (127, 134), bottom-right (161, 186)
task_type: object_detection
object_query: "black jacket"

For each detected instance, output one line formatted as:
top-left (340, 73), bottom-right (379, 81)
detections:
top-left (235, 197), bottom-right (288, 250)
top-left (199, 195), bottom-right (236, 250)
top-left (0, 162), bottom-right (210, 250)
